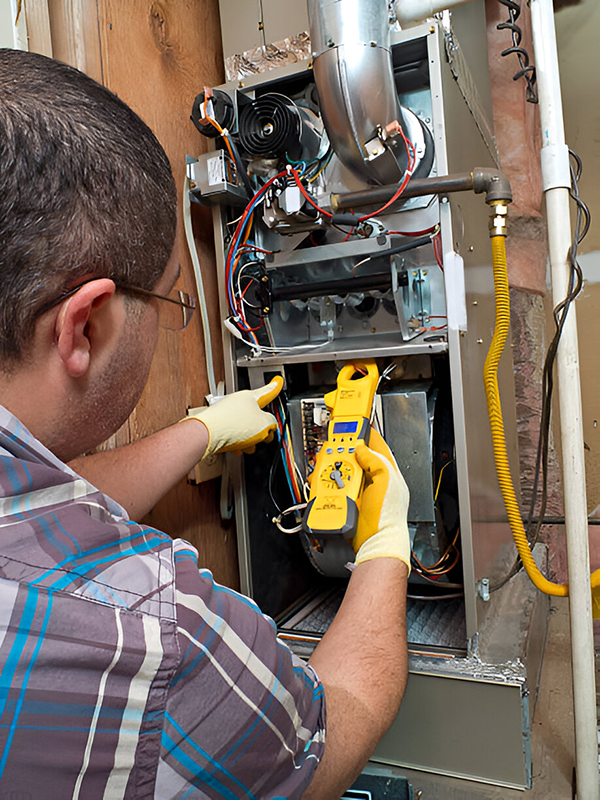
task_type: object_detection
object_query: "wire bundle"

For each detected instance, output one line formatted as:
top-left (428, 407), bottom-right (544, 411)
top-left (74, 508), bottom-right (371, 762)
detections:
top-left (287, 150), bottom-right (333, 184)
top-left (270, 397), bottom-right (310, 535)
top-left (273, 397), bottom-right (305, 505)
top-left (496, 0), bottom-right (538, 104)
top-left (225, 172), bottom-right (287, 345)
top-left (410, 460), bottom-right (460, 581)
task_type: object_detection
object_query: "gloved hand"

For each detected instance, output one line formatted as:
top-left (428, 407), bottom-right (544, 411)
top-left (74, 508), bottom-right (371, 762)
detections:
top-left (183, 376), bottom-right (283, 459)
top-left (353, 428), bottom-right (411, 572)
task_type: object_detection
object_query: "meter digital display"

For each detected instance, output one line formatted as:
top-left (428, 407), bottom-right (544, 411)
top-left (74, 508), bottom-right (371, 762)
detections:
top-left (332, 421), bottom-right (359, 434)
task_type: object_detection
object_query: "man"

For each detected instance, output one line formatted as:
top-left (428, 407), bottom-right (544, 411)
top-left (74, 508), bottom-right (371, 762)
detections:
top-left (0, 48), bottom-right (410, 799)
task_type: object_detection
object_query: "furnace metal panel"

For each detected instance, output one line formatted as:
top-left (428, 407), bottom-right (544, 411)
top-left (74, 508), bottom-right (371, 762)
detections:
top-left (380, 387), bottom-right (436, 523)
top-left (374, 672), bottom-right (529, 788)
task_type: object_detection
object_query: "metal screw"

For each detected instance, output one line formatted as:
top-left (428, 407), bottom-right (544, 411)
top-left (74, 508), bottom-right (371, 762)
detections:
top-left (469, 245), bottom-right (474, 251)
top-left (473, 300), bottom-right (478, 306)
top-left (477, 338), bottom-right (483, 344)
top-left (238, 81), bottom-right (245, 88)
top-left (261, 275), bottom-right (268, 283)
top-left (441, 196), bottom-right (448, 204)
top-left (371, 327), bottom-right (376, 333)
top-left (369, 40), bottom-right (377, 47)
top-left (263, 306), bottom-right (270, 313)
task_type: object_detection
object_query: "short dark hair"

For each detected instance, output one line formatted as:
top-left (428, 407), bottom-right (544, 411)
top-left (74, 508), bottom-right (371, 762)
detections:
top-left (0, 48), bottom-right (177, 362)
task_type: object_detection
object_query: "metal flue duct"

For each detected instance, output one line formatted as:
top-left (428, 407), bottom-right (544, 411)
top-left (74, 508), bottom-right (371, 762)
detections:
top-left (307, 0), bottom-right (432, 185)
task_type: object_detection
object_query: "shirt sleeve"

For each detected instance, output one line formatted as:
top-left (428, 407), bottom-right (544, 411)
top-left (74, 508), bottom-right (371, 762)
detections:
top-left (158, 540), bottom-right (326, 800)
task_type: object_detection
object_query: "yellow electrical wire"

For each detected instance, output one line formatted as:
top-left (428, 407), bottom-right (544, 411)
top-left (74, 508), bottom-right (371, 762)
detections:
top-left (308, 158), bottom-right (329, 184)
top-left (434, 459), bottom-right (454, 502)
top-left (484, 233), bottom-right (600, 596)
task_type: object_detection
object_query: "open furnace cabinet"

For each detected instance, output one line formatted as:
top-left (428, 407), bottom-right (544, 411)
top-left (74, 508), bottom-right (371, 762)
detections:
top-left (193, 18), bottom-right (549, 790)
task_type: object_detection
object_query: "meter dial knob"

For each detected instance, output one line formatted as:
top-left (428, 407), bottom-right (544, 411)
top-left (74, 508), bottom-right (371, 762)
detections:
top-left (319, 460), bottom-right (354, 490)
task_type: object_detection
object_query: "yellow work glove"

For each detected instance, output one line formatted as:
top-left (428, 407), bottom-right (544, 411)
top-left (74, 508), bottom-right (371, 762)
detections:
top-left (184, 376), bottom-right (283, 459)
top-left (353, 428), bottom-right (411, 572)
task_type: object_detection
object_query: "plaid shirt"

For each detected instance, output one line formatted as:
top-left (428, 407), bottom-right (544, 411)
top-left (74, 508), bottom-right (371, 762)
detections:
top-left (0, 407), bottom-right (325, 799)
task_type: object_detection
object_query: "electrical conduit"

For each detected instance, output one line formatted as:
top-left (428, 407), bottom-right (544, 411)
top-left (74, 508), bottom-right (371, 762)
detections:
top-left (530, 1), bottom-right (599, 795)
top-left (183, 175), bottom-right (218, 400)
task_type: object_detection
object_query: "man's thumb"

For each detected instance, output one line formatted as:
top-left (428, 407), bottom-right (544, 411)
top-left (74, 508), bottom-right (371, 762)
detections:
top-left (251, 376), bottom-right (284, 409)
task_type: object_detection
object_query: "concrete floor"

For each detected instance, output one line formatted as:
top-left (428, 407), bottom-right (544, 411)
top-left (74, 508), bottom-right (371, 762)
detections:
top-left (392, 598), bottom-right (578, 799)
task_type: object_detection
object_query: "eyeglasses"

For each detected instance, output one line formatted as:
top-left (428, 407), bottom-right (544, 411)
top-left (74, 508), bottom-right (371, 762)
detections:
top-left (118, 283), bottom-right (197, 331)
top-left (34, 279), bottom-right (198, 332)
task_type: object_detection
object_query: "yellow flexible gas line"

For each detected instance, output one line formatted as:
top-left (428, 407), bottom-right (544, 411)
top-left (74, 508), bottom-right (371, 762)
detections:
top-left (483, 231), bottom-right (600, 596)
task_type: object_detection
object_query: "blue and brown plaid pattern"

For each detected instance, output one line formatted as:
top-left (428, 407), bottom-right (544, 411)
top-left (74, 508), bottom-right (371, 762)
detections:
top-left (0, 407), bottom-right (325, 799)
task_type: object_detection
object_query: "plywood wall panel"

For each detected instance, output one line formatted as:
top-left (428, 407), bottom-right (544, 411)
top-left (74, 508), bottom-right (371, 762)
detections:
top-left (46, 0), bottom-right (103, 81)
top-left (95, 0), bottom-right (237, 587)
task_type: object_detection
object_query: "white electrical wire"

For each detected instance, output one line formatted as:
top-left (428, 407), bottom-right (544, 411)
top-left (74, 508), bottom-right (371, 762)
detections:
top-left (223, 317), bottom-right (331, 356)
top-left (272, 502), bottom-right (308, 533)
top-left (183, 175), bottom-right (218, 399)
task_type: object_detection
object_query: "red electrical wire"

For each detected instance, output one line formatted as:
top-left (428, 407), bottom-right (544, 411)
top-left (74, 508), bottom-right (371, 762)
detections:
top-left (226, 171), bottom-right (287, 338)
top-left (238, 244), bottom-right (275, 255)
top-left (358, 130), bottom-right (416, 222)
top-left (288, 167), bottom-right (333, 218)
top-left (387, 226), bottom-right (438, 237)
top-left (274, 404), bottom-right (303, 502)
top-left (433, 231), bottom-right (444, 270)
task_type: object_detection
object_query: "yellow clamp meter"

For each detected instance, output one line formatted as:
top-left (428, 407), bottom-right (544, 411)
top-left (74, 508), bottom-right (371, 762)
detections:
top-left (303, 360), bottom-right (379, 539)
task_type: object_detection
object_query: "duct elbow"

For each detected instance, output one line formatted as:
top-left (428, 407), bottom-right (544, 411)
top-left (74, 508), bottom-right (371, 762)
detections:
top-left (308, 0), bottom-right (434, 186)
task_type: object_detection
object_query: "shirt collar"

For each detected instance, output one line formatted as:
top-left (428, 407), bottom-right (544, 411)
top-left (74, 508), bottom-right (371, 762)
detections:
top-left (0, 404), bottom-right (129, 520)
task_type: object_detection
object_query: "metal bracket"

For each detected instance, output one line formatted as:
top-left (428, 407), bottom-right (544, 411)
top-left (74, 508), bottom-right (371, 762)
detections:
top-left (477, 577), bottom-right (490, 602)
top-left (318, 296), bottom-right (336, 341)
top-left (392, 256), bottom-right (431, 340)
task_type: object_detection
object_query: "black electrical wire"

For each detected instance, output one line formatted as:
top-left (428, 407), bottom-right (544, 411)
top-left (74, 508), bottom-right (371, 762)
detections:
top-left (525, 517), bottom-right (600, 526)
top-left (407, 592), bottom-right (464, 601)
top-left (491, 149), bottom-right (589, 592)
top-left (496, 0), bottom-right (538, 104)
top-left (238, 274), bottom-right (264, 310)
top-left (268, 449), bottom-right (284, 515)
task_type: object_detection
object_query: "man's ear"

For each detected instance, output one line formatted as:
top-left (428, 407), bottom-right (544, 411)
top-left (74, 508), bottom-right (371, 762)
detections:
top-left (55, 279), bottom-right (117, 378)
